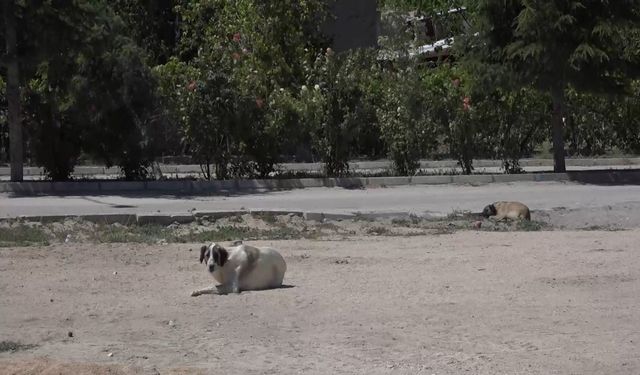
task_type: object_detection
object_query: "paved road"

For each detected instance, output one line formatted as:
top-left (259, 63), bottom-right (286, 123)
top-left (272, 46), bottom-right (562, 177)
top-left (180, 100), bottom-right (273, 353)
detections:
top-left (2, 181), bottom-right (640, 218)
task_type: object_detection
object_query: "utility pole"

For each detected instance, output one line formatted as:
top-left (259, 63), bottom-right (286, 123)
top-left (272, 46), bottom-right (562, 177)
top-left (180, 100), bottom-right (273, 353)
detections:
top-left (4, 0), bottom-right (24, 181)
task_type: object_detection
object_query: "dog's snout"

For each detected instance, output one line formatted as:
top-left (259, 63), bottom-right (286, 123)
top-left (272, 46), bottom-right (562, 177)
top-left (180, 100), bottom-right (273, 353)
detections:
top-left (208, 264), bottom-right (215, 272)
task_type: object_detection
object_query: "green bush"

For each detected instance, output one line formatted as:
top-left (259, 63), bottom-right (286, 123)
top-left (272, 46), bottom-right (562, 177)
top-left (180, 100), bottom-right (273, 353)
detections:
top-left (75, 39), bottom-right (160, 180)
top-left (479, 87), bottom-right (548, 173)
top-left (614, 83), bottom-right (640, 154)
top-left (24, 93), bottom-right (83, 181)
top-left (423, 65), bottom-right (548, 174)
top-left (12, 0), bottom-right (640, 181)
top-left (565, 88), bottom-right (616, 157)
top-left (155, 56), bottom-right (239, 180)
top-left (299, 49), bottom-right (379, 177)
top-left (378, 67), bottom-right (438, 175)
top-left (21, 2), bottom-right (159, 181)
top-left (422, 65), bottom-right (479, 174)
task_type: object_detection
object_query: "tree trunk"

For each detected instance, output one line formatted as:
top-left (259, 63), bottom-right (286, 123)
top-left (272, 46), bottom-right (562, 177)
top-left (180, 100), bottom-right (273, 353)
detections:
top-left (4, 0), bottom-right (23, 182)
top-left (551, 86), bottom-right (566, 173)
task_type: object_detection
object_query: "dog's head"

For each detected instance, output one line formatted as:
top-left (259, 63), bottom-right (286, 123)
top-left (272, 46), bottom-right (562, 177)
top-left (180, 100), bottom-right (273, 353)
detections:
top-left (199, 243), bottom-right (229, 273)
top-left (481, 204), bottom-right (496, 218)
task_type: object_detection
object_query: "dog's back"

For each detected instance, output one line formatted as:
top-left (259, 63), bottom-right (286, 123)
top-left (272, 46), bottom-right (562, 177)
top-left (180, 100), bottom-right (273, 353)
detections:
top-left (495, 201), bottom-right (530, 220)
top-left (237, 245), bottom-right (287, 290)
top-left (261, 247), bottom-right (287, 286)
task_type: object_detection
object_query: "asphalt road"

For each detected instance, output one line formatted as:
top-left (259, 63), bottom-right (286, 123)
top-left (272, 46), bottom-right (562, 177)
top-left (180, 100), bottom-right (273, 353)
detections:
top-left (2, 181), bottom-right (640, 218)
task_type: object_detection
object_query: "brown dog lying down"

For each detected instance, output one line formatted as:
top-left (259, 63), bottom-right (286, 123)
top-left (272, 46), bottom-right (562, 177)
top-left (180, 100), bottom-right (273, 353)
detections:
top-left (481, 201), bottom-right (531, 221)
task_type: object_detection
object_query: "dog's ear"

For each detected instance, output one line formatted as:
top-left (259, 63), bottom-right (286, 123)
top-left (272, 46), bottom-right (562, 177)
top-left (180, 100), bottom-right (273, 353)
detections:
top-left (218, 247), bottom-right (229, 267)
top-left (489, 204), bottom-right (497, 215)
top-left (199, 245), bottom-right (208, 264)
top-left (481, 204), bottom-right (496, 218)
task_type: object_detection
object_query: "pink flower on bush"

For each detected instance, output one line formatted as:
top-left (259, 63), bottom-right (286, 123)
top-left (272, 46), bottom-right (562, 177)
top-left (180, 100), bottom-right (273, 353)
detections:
top-left (232, 52), bottom-right (241, 61)
top-left (187, 80), bottom-right (197, 91)
top-left (255, 98), bottom-right (264, 109)
top-left (462, 96), bottom-right (471, 111)
top-left (232, 33), bottom-right (241, 42)
top-left (452, 78), bottom-right (461, 87)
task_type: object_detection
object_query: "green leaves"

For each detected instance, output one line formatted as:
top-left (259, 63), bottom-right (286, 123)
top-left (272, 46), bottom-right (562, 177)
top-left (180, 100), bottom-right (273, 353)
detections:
top-left (570, 43), bottom-right (609, 68)
top-left (380, 0), bottom-right (465, 13)
top-left (378, 64), bottom-right (439, 175)
top-left (8, 0), bottom-right (640, 181)
top-left (154, 0), bottom-right (330, 178)
top-left (475, 0), bottom-right (640, 91)
top-left (297, 49), bottom-right (378, 176)
top-left (13, 1), bottom-right (161, 180)
top-left (468, 0), bottom-right (640, 172)
top-left (506, 41), bottom-right (545, 61)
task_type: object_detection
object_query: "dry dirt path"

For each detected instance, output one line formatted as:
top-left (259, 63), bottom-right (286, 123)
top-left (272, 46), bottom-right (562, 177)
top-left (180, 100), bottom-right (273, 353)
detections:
top-left (1, 230), bottom-right (639, 374)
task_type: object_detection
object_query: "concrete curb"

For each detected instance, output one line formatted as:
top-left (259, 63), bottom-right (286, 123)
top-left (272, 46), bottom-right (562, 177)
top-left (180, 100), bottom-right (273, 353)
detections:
top-left (3, 157), bottom-right (640, 177)
top-left (0, 169), bottom-right (639, 196)
top-left (0, 206), bottom-right (584, 225)
top-left (6, 210), bottom-right (358, 225)
top-left (7, 209), bottom-right (439, 225)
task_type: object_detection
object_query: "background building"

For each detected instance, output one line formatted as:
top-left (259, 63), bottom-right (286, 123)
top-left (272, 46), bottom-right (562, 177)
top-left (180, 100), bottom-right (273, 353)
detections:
top-left (323, 0), bottom-right (380, 52)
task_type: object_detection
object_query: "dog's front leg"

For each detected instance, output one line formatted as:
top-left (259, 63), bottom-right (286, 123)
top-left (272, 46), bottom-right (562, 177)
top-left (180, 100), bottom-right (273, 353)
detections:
top-left (221, 266), bottom-right (244, 294)
top-left (230, 270), bottom-right (241, 294)
top-left (191, 286), bottom-right (217, 297)
top-left (213, 270), bottom-right (242, 294)
top-left (215, 284), bottom-right (232, 295)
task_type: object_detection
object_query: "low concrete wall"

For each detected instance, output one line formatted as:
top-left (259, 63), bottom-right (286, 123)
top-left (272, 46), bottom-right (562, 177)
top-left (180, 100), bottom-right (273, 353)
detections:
top-left (0, 169), bottom-right (638, 196)
top-left (4, 157), bottom-right (639, 178)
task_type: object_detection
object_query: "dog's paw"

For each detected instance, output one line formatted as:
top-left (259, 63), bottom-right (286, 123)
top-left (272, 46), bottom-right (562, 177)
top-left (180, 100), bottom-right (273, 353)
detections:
top-left (190, 290), bottom-right (200, 297)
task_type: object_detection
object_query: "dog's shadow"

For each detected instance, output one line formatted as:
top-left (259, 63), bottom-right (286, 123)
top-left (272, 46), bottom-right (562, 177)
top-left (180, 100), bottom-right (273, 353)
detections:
top-left (251, 284), bottom-right (296, 293)
top-left (276, 284), bottom-right (295, 290)
top-left (243, 284), bottom-right (296, 295)
top-left (225, 284), bottom-right (296, 295)
top-left (192, 284), bottom-right (296, 297)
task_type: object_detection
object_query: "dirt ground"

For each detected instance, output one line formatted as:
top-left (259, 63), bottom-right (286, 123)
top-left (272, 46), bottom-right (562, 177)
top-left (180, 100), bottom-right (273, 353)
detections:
top-left (1, 230), bottom-right (639, 375)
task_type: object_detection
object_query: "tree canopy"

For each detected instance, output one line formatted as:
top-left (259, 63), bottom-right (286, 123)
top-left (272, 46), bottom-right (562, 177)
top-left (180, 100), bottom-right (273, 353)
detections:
top-left (2, 0), bottom-right (640, 181)
top-left (467, 0), bottom-right (640, 171)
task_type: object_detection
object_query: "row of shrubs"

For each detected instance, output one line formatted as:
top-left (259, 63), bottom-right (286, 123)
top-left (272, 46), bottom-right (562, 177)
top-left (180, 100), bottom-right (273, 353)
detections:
top-left (2, 1), bottom-right (639, 180)
top-left (156, 46), bottom-right (640, 178)
top-left (4, 50), bottom-right (639, 180)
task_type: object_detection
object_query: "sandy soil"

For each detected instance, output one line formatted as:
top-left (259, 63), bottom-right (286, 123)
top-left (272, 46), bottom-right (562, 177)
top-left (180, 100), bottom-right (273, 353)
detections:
top-left (1, 231), bottom-right (639, 374)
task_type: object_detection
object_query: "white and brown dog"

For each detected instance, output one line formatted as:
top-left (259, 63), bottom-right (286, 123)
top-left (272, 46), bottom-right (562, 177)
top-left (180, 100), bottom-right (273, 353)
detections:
top-left (481, 201), bottom-right (531, 221)
top-left (191, 242), bottom-right (287, 296)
